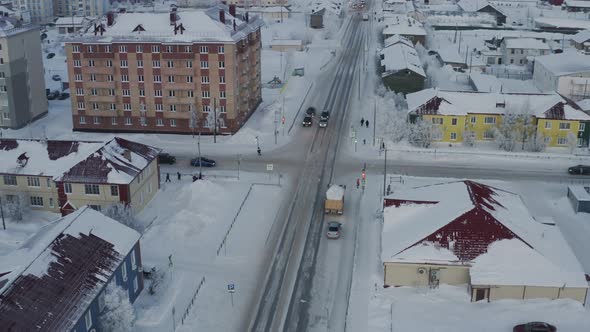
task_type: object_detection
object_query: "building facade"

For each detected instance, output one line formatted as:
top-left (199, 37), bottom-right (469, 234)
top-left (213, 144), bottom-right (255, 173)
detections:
top-left (53, 0), bottom-right (109, 18)
top-left (10, 0), bottom-right (53, 23)
top-left (0, 17), bottom-right (47, 129)
top-left (65, 5), bottom-right (263, 135)
top-left (501, 37), bottom-right (550, 66)
top-left (533, 52), bottom-right (590, 101)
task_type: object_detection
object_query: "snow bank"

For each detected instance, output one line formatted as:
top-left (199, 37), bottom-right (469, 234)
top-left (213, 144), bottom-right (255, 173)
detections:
top-left (393, 241), bottom-right (460, 263)
top-left (326, 185), bottom-right (344, 200)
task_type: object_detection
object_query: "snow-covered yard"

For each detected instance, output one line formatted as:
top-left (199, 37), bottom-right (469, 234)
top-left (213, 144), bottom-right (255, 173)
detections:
top-left (0, 211), bottom-right (59, 256)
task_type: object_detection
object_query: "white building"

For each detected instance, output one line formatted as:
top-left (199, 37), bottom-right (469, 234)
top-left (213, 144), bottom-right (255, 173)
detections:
top-left (53, 0), bottom-right (109, 18)
top-left (10, 0), bottom-right (53, 23)
top-left (501, 37), bottom-right (550, 66)
top-left (533, 52), bottom-right (590, 100)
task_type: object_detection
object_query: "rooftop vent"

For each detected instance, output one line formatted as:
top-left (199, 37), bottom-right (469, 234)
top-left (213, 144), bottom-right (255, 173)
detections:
top-left (17, 152), bottom-right (29, 167)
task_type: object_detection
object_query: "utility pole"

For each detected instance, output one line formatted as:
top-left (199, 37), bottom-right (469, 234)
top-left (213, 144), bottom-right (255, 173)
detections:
top-left (383, 148), bottom-right (387, 197)
top-left (373, 98), bottom-right (377, 146)
top-left (358, 65), bottom-right (361, 99)
top-left (0, 196), bottom-right (5, 230)
top-left (274, 110), bottom-right (278, 144)
top-left (213, 98), bottom-right (218, 143)
top-left (237, 154), bottom-right (241, 180)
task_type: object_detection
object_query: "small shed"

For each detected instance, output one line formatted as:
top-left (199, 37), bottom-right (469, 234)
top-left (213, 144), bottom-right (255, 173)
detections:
top-left (310, 8), bottom-right (325, 29)
top-left (567, 185), bottom-right (590, 213)
top-left (270, 39), bottom-right (304, 52)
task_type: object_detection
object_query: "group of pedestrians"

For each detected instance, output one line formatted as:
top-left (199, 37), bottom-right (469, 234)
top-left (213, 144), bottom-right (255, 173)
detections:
top-left (164, 171), bottom-right (203, 183)
top-left (360, 117), bottom-right (370, 145)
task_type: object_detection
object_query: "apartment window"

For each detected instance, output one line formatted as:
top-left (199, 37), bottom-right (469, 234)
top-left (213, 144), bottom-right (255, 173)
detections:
top-left (580, 123), bottom-right (586, 131)
top-left (3, 175), bottom-right (16, 186)
top-left (167, 60), bottom-right (174, 68)
top-left (511, 49), bottom-right (515, 54)
top-left (155, 90), bottom-right (162, 97)
top-left (218, 45), bottom-right (224, 54)
top-left (105, 45), bottom-right (112, 53)
top-left (557, 137), bottom-right (568, 145)
top-left (93, 115), bottom-right (100, 124)
top-left (84, 184), bottom-right (100, 195)
top-left (519, 59), bottom-right (524, 65)
top-left (139, 89), bottom-right (145, 96)
top-left (107, 74), bottom-right (114, 82)
top-left (199, 46), bottom-right (209, 53)
top-left (484, 116), bottom-right (496, 124)
top-left (168, 75), bottom-right (175, 83)
top-left (88, 60), bottom-right (95, 67)
top-left (73, 60), bottom-right (81, 67)
top-left (109, 89), bottom-right (115, 96)
top-left (218, 118), bottom-right (227, 128)
top-left (220, 91), bottom-right (226, 99)
top-left (156, 118), bottom-right (164, 126)
top-left (510, 59), bottom-right (514, 64)
top-left (483, 131), bottom-right (494, 140)
top-left (122, 74), bottom-right (129, 82)
top-left (112, 117), bottom-right (118, 125)
top-left (75, 74), bottom-right (82, 81)
top-left (187, 76), bottom-right (193, 83)
top-left (545, 121), bottom-right (552, 129)
top-left (87, 45), bottom-right (94, 53)
top-left (27, 176), bottom-right (40, 187)
top-left (79, 116), bottom-right (86, 124)
top-left (154, 75), bottom-right (161, 82)
top-left (188, 90), bottom-right (194, 97)
top-left (91, 88), bottom-right (97, 96)
top-left (123, 89), bottom-right (130, 96)
top-left (30, 196), bottom-right (43, 207)
top-left (220, 105), bottom-right (226, 113)
top-left (151, 45), bottom-right (160, 53)
top-left (136, 45), bottom-right (143, 53)
top-left (121, 60), bottom-right (128, 67)
top-left (202, 90), bottom-right (210, 98)
top-left (450, 132), bottom-right (457, 140)
top-left (138, 75), bottom-right (144, 82)
top-left (220, 76), bottom-right (225, 84)
top-left (78, 102), bottom-right (85, 110)
top-left (521, 49), bottom-right (524, 54)
top-left (90, 74), bottom-right (96, 81)
top-left (84, 311), bottom-right (92, 330)
top-left (168, 90), bottom-right (176, 97)
top-left (170, 119), bottom-right (177, 127)
top-left (119, 45), bottom-right (127, 53)
top-left (155, 104), bottom-right (163, 111)
top-left (140, 117), bottom-right (147, 126)
top-left (92, 103), bottom-right (99, 111)
top-left (130, 249), bottom-right (136, 269)
top-left (200, 61), bottom-right (209, 68)
top-left (451, 118), bottom-right (457, 126)
top-left (110, 103), bottom-right (116, 111)
top-left (431, 117), bottom-right (443, 125)
top-left (165, 45), bottom-right (173, 53)
top-left (202, 105), bottom-right (211, 113)
top-left (185, 46), bottom-right (192, 53)
top-left (137, 60), bottom-right (144, 68)
top-left (201, 76), bottom-right (210, 84)
top-left (559, 122), bottom-right (571, 130)
top-left (218, 61), bottom-right (225, 69)
top-left (106, 60), bottom-right (113, 67)
top-left (169, 104), bottom-right (177, 112)
top-left (186, 60), bottom-right (193, 68)
top-left (124, 103), bottom-right (131, 110)
top-left (76, 88), bottom-right (84, 96)
top-left (64, 183), bottom-right (72, 194)
top-left (133, 276), bottom-right (138, 293)
top-left (72, 45), bottom-right (80, 53)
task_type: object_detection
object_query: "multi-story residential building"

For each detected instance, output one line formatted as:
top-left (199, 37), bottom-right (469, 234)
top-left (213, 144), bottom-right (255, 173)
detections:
top-left (53, 0), bottom-right (109, 18)
top-left (0, 17), bottom-right (47, 129)
top-left (65, 5), bottom-right (263, 135)
top-left (407, 89), bottom-right (590, 148)
top-left (0, 207), bottom-right (144, 331)
top-left (501, 37), bottom-right (550, 66)
top-left (533, 52), bottom-right (590, 101)
top-left (10, 0), bottom-right (53, 23)
top-left (0, 137), bottom-right (160, 215)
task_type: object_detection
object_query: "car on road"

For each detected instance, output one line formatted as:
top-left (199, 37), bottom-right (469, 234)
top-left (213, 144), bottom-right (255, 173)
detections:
top-left (158, 153), bottom-right (176, 164)
top-left (46, 52), bottom-right (55, 59)
top-left (190, 157), bottom-right (216, 167)
top-left (319, 119), bottom-right (328, 128)
top-left (57, 92), bottom-right (70, 100)
top-left (302, 116), bottom-right (312, 127)
top-left (513, 322), bottom-right (556, 332)
top-left (51, 74), bottom-right (61, 81)
top-left (305, 107), bottom-right (316, 117)
top-left (326, 222), bottom-right (341, 239)
top-left (568, 164), bottom-right (590, 175)
top-left (46, 91), bottom-right (59, 100)
top-left (320, 110), bottom-right (330, 120)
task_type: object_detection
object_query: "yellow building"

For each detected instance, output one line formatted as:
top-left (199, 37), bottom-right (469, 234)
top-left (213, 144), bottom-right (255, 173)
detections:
top-left (406, 89), bottom-right (590, 148)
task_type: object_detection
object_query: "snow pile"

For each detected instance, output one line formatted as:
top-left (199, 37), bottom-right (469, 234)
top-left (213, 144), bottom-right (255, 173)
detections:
top-left (326, 185), bottom-right (345, 200)
top-left (393, 241), bottom-right (460, 263)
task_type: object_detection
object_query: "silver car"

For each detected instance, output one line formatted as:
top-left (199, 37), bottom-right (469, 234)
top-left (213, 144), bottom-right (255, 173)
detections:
top-left (319, 119), bottom-right (328, 128)
top-left (326, 222), bottom-right (341, 239)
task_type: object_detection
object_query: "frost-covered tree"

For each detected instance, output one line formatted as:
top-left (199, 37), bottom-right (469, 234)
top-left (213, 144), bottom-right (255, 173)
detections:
top-left (567, 132), bottom-right (578, 153)
top-left (104, 203), bottom-right (141, 232)
top-left (375, 85), bottom-right (410, 143)
top-left (463, 130), bottom-right (476, 147)
top-left (99, 283), bottom-right (135, 332)
top-left (408, 118), bottom-right (438, 148)
top-left (1, 193), bottom-right (27, 221)
top-left (525, 132), bottom-right (547, 152)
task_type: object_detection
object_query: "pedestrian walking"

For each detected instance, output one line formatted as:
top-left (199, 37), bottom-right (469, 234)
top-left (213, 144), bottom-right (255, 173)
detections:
top-left (363, 139), bottom-right (366, 145)
top-left (177, 172), bottom-right (181, 180)
top-left (165, 173), bottom-right (171, 182)
top-left (366, 120), bottom-right (369, 128)
top-left (356, 178), bottom-right (360, 189)
top-left (257, 147), bottom-right (261, 156)
top-left (361, 118), bottom-right (365, 126)
top-left (381, 141), bottom-right (385, 150)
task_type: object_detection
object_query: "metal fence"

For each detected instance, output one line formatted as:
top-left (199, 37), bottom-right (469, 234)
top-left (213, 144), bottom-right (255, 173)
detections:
top-left (174, 276), bottom-right (206, 329)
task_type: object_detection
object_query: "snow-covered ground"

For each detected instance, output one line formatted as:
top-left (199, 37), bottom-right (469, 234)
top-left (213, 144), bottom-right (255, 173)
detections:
top-left (0, 211), bottom-right (59, 256)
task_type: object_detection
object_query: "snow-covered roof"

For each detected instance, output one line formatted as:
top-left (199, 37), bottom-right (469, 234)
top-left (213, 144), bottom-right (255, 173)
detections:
top-left (469, 73), bottom-right (540, 93)
top-left (565, 0), bottom-right (590, 8)
top-left (503, 37), bottom-right (549, 50)
top-left (381, 180), bottom-right (587, 287)
top-left (458, 0), bottom-right (505, 15)
top-left (535, 17), bottom-right (590, 30)
top-left (326, 185), bottom-right (344, 200)
top-left (57, 137), bottom-right (160, 184)
top-left (383, 15), bottom-right (427, 37)
top-left (568, 185), bottom-right (590, 202)
top-left (534, 52), bottom-right (590, 76)
top-left (384, 34), bottom-right (414, 48)
top-left (248, 6), bottom-right (291, 13)
top-left (270, 39), bottom-right (302, 46)
top-left (380, 42), bottom-right (426, 77)
top-left (55, 17), bottom-right (86, 26)
top-left (0, 139), bottom-right (103, 177)
top-left (0, 207), bottom-right (140, 330)
top-left (74, 6), bottom-right (262, 43)
top-left (406, 88), bottom-right (590, 120)
top-left (571, 29), bottom-right (590, 44)
top-left (576, 98), bottom-right (590, 111)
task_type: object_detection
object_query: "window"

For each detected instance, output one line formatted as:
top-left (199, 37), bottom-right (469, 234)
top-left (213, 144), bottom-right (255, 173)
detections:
top-left (186, 60), bottom-right (193, 68)
top-left (73, 60), bottom-right (81, 67)
top-left (450, 132), bottom-right (457, 140)
top-left (140, 117), bottom-right (147, 126)
top-left (64, 183), bottom-right (72, 194)
top-left (84, 184), bottom-right (100, 195)
top-left (90, 74), bottom-right (96, 81)
top-left (557, 137), bottom-right (568, 145)
top-left (108, 89), bottom-right (115, 96)
top-left (220, 105), bottom-right (226, 113)
top-left (218, 61), bottom-right (225, 68)
top-left (133, 275), bottom-right (138, 293)
top-left (167, 60), bottom-right (174, 68)
top-left (49, 198), bottom-right (54, 208)
top-left (110, 103), bottom-right (116, 111)
top-left (138, 75), bottom-right (144, 82)
top-left (76, 88), bottom-right (84, 96)
top-left (89, 88), bottom-right (97, 96)
top-left (431, 117), bottom-right (443, 125)
top-left (168, 75), bottom-right (175, 83)
top-left (519, 59), bottom-right (524, 65)
top-left (140, 89), bottom-right (145, 96)
top-left (220, 76), bottom-right (225, 84)
top-left (165, 45), bottom-right (173, 53)
top-left (483, 131), bottom-right (494, 140)
top-left (156, 104), bottom-right (163, 111)
top-left (185, 46), bottom-right (192, 53)
top-left (451, 118), bottom-right (457, 126)
top-left (155, 90), bottom-right (162, 97)
top-left (124, 103), bottom-right (131, 110)
top-left (3, 175), bottom-right (16, 186)
top-left (220, 91), bottom-right (226, 99)
top-left (107, 74), bottom-right (114, 82)
top-left (122, 74), bottom-right (129, 82)
top-left (72, 45), bottom-right (80, 53)
top-left (130, 249), bottom-right (136, 269)
top-left (202, 105), bottom-right (211, 113)
top-left (119, 45), bottom-right (127, 53)
top-left (156, 118), bottom-right (164, 126)
top-left (87, 45), bottom-right (94, 53)
top-left (170, 119), bottom-right (177, 127)
top-left (187, 76), bottom-right (193, 83)
top-left (484, 116), bottom-right (496, 124)
top-left (121, 60), bottom-right (128, 67)
top-left (168, 90), bottom-right (176, 97)
top-left (188, 90), bottom-right (194, 97)
top-left (169, 104), bottom-right (177, 112)
top-left (92, 103), bottom-right (99, 111)
top-left (544, 121), bottom-right (552, 129)
top-left (123, 89), bottom-right (130, 96)
top-left (27, 176), bottom-right (40, 187)
top-left (202, 90), bottom-right (210, 98)
top-left (521, 49), bottom-right (524, 54)
top-left (559, 122), bottom-right (571, 130)
top-left (510, 59), bottom-right (514, 64)
top-left (30, 196), bottom-right (43, 207)
top-left (79, 116), bottom-right (86, 124)
top-left (511, 49), bottom-right (515, 54)
top-left (200, 61), bottom-right (209, 68)
top-left (218, 45), bottom-right (224, 54)
top-left (151, 45), bottom-right (160, 53)
top-left (112, 117), bottom-right (118, 125)
top-left (201, 76), bottom-right (210, 84)
top-left (84, 310), bottom-right (92, 330)
top-left (88, 60), bottom-right (95, 67)
top-left (199, 46), bottom-right (209, 53)
top-left (75, 74), bottom-right (82, 81)
top-left (154, 75), bottom-right (161, 82)
top-left (136, 45), bottom-right (143, 53)
top-left (106, 60), bottom-right (113, 67)
top-left (580, 123), bottom-right (586, 131)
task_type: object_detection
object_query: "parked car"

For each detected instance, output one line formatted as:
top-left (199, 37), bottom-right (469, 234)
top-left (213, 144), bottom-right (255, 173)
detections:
top-left (326, 222), bottom-right (341, 239)
top-left (320, 111), bottom-right (330, 120)
top-left (46, 52), bottom-right (55, 59)
top-left (319, 119), bottom-right (328, 128)
top-left (302, 116), bottom-right (312, 127)
top-left (158, 153), bottom-right (176, 164)
top-left (51, 74), bottom-right (61, 81)
top-left (305, 107), bottom-right (316, 117)
top-left (190, 157), bottom-right (216, 167)
top-left (513, 322), bottom-right (556, 332)
top-left (46, 91), bottom-right (59, 100)
top-left (568, 165), bottom-right (590, 175)
top-left (57, 92), bottom-right (70, 100)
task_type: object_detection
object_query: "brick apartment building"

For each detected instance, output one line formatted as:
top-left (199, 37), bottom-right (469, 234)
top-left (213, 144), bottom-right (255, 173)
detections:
top-left (65, 4), bottom-right (262, 135)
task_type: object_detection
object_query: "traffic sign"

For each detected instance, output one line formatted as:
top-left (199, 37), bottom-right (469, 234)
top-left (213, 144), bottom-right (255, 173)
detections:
top-left (228, 283), bottom-right (235, 293)
top-left (266, 164), bottom-right (274, 171)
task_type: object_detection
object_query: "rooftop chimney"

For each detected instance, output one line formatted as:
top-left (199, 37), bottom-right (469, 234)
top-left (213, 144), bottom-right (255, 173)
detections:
top-left (219, 9), bottom-right (225, 24)
top-left (229, 4), bottom-right (236, 17)
top-left (107, 11), bottom-right (114, 26)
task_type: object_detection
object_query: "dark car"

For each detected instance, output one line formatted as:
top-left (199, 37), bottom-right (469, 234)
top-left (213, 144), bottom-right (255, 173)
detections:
top-left (302, 116), bottom-right (312, 127)
top-left (190, 157), bottom-right (216, 167)
top-left (305, 107), bottom-right (316, 117)
top-left (513, 322), bottom-right (556, 332)
top-left (47, 91), bottom-right (59, 100)
top-left (568, 164), bottom-right (590, 175)
top-left (320, 111), bottom-right (330, 120)
top-left (57, 92), bottom-right (70, 100)
top-left (51, 74), bottom-right (61, 81)
top-left (158, 153), bottom-right (176, 164)
top-left (46, 52), bottom-right (55, 58)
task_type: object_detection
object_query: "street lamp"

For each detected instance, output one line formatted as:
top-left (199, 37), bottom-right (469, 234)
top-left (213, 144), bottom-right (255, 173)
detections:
top-left (190, 107), bottom-right (203, 177)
